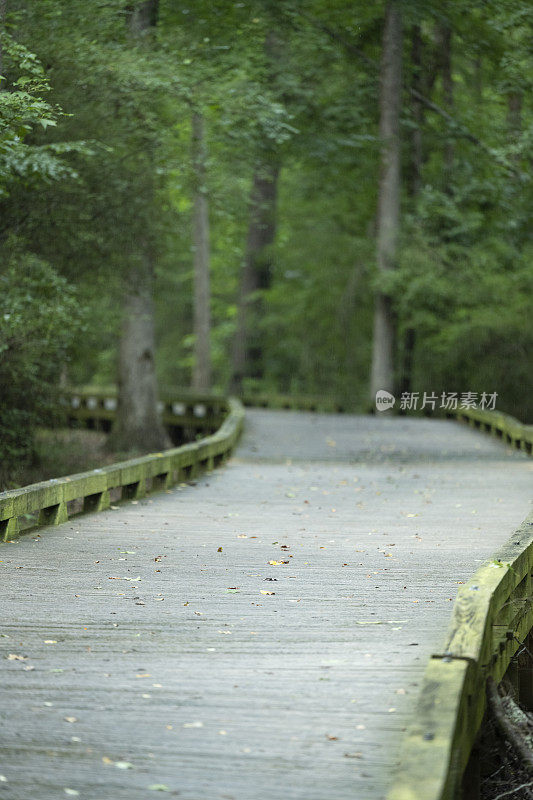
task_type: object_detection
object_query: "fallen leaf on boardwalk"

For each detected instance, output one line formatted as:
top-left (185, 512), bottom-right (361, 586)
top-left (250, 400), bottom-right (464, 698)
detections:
top-left (44, 640), bottom-right (57, 644)
top-left (326, 439), bottom-right (336, 447)
top-left (326, 734), bottom-right (339, 740)
top-left (217, 547), bottom-right (223, 552)
top-left (23, 665), bottom-right (35, 671)
top-left (115, 762), bottom-right (133, 770)
top-left (218, 730), bottom-right (227, 735)
top-left (218, 630), bottom-right (231, 635)
top-left (148, 786), bottom-right (171, 792)
top-left (237, 534), bottom-right (247, 538)
top-left (102, 757), bottom-right (114, 765)
top-left (135, 602), bottom-right (145, 606)
top-left (64, 790), bottom-right (79, 797)
top-left (64, 717), bottom-right (78, 723)
top-left (395, 688), bottom-right (406, 695)
top-left (344, 752), bottom-right (363, 759)
top-left (136, 673), bottom-right (151, 678)
top-left (183, 721), bottom-right (203, 728)
top-left (7, 654), bottom-right (27, 661)
top-left (260, 591), bottom-right (275, 595)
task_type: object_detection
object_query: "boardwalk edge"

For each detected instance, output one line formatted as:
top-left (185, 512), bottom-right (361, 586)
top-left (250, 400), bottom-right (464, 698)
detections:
top-left (0, 394), bottom-right (245, 542)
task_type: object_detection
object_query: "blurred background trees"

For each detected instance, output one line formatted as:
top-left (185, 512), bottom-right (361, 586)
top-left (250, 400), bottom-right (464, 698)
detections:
top-left (1, 0), bottom-right (531, 481)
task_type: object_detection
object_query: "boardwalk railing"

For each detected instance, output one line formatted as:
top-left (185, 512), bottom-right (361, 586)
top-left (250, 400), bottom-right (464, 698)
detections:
top-left (390, 407), bottom-right (533, 800)
top-left (241, 392), bottom-right (347, 413)
top-left (0, 392), bottom-right (244, 541)
top-left (64, 386), bottom-right (228, 441)
top-left (452, 406), bottom-right (533, 455)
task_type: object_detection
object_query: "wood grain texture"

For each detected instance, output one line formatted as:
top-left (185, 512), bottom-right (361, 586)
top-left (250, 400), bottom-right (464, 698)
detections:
top-left (0, 410), bottom-right (531, 800)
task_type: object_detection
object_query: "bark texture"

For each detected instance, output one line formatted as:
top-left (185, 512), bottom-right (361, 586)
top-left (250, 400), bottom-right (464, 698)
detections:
top-left (113, 257), bottom-right (169, 451)
top-left (370, 0), bottom-right (402, 402)
top-left (230, 159), bottom-right (279, 394)
top-left (111, 0), bottom-right (169, 452)
top-left (191, 110), bottom-right (211, 391)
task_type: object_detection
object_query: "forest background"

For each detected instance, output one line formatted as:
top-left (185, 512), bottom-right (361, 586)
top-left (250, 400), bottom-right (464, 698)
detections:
top-left (0, 0), bottom-right (531, 485)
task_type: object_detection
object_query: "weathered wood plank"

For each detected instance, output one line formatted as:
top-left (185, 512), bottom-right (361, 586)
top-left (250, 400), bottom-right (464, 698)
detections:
top-left (0, 409), bottom-right (530, 800)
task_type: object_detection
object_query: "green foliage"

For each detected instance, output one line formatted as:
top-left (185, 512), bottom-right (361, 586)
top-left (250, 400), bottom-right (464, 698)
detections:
top-left (0, 250), bottom-right (82, 484)
top-left (0, 27), bottom-right (86, 196)
top-left (0, 0), bottom-right (532, 484)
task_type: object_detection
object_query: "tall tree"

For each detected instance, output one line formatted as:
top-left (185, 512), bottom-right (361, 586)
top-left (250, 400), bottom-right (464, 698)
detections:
top-left (369, 0), bottom-right (403, 402)
top-left (230, 157), bottom-right (279, 394)
top-left (438, 21), bottom-right (454, 191)
top-left (230, 29), bottom-right (282, 394)
top-left (110, 0), bottom-right (169, 452)
top-left (191, 108), bottom-right (212, 391)
top-left (0, 0), bottom-right (6, 90)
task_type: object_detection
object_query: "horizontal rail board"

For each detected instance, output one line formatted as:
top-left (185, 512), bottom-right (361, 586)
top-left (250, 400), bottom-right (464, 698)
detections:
top-left (452, 407), bottom-right (533, 455)
top-left (0, 396), bottom-right (244, 541)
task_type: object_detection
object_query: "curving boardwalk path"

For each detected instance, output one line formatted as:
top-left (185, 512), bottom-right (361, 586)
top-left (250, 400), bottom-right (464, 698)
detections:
top-left (0, 411), bottom-right (531, 799)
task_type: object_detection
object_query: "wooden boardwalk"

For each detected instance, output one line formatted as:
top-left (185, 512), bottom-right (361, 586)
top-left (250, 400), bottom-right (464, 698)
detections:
top-left (1, 411), bottom-right (531, 800)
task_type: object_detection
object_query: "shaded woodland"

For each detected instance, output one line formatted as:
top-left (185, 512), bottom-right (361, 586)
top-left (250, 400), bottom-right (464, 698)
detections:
top-left (0, 0), bottom-right (531, 479)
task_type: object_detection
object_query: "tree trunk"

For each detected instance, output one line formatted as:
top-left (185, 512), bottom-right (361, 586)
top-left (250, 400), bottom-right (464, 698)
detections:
top-left (370, 0), bottom-right (402, 403)
top-left (0, 0), bottom-right (6, 90)
top-left (507, 92), bottom-right (522, 136)
top-left (230, 159), bottom-right (279, 394)
top-left (191, 110), bottom-right (211, 391)
top-left (113, 257), bottom-right (169, 452)
top-left (111, 0), bottom-right (169, 452)
top-left (409, 25), bottom-right (423, 197)
top-left (439, 23), bottom-right (454, 190)
top-left (400, 25), bottom-right (423, 398)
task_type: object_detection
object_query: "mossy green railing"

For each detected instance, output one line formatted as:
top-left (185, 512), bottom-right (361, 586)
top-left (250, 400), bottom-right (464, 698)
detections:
top-left (389, 408), bottom-right (533, 800)
top-left (0, 393), bottom-right (244, 542)
top-left (452, 406), bottom-right (533, 455)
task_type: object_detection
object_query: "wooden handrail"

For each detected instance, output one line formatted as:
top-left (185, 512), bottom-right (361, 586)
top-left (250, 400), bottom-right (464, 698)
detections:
top-left (0, 395), bottom-right (244, 541)
top-left (452, 406), bottom-right (533, 455)
top-left (389, 407), bottom-right (533, 800)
